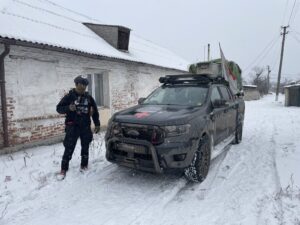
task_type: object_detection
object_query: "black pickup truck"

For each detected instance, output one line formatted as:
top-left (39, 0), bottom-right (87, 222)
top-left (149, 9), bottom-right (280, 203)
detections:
top-left (105, 74), bottom-right (245, 182)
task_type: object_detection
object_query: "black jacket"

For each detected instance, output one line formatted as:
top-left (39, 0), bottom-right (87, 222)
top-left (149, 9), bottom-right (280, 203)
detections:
top-left (57, 89), bottom-right (100, 127)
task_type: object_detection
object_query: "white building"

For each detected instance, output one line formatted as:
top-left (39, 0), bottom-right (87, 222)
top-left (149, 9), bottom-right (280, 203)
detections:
top-left (243, 85), bottom-right (260, 101)
top-left (0, 0), bottom-right (189, 150)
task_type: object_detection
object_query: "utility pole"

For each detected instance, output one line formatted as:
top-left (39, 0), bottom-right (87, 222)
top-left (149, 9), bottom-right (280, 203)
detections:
top-left (207, 43), bottom-right (210, 61)
top-left (267, 65), bottom-right (271, 93)
top-left (204, 45), bottom-right (206, 61)
top-left (275, 26), bottom-right (289, 101)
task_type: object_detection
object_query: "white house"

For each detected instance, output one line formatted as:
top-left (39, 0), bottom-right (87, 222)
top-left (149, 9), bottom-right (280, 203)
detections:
top-left (0, 0), bottom-right (189, 150)
top-left (243, 85), bottom-right (260, 101)
top-left (284, 83), bottom-right (300, 107)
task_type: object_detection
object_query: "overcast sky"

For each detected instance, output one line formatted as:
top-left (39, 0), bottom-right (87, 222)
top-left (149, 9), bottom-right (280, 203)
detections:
top-left (53, 0), bottom-right (300, 81)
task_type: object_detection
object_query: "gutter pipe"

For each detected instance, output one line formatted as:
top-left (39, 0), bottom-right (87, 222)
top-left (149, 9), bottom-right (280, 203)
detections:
top-left (0, 44), bottom-right (10, 147)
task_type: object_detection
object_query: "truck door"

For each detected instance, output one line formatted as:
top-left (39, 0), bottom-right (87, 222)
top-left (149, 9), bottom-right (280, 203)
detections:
top-left (219, 86), bottom-right (237, 138)
top-left (210, 86), bottom-right (227, 145)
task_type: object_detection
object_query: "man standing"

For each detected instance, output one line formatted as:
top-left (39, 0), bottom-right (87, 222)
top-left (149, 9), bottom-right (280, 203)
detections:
top-left (56, 75), bottom-right (100, 179)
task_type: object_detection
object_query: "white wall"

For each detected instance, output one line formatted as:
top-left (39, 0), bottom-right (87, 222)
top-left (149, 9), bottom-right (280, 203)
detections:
top-left (6, 45), bottom-right (183, 119)
top-left (244, 89), bottom-right (260, 101)
top-left (2, 45), bottom-right (185, 146)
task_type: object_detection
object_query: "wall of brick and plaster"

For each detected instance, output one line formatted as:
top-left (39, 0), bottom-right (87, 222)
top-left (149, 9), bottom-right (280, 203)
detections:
top-left (0, 44), bottom-right (4, 147)
top-left (0, 44), bottom-right (185, 149)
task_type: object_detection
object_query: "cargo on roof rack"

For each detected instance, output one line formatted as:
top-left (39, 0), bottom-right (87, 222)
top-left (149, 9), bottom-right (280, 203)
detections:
top-left (189, 58), bottom-right (243, 94)
top-left (159, 74), bottom-right (226, 85)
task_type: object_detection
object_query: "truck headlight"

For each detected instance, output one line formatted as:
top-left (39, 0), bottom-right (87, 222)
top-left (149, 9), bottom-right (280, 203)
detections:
top-left (112, 122), bottom-right (122, 135)
top-left (107, 121), bottom-right (122, 137)
top-left (164, 124), bottom-right (191, 137)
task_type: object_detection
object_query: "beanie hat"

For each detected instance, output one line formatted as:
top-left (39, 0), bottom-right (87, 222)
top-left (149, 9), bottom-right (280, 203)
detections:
top-left (74, 75), bottom-right (89, 86)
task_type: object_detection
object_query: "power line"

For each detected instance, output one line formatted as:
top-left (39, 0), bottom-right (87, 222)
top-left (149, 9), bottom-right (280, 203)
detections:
top-left (37, 0), bottom-right (172, 53)
top-left (244, 35), bottom-right (280, 72)
top-left (38, 0), bottom-right (103, 23)
top-left (288, 0), bottom-right (297, 25)
top-left (289, 1), bottom-right (300, 25)
top-left (282, 0), bottom-right (290, 24)
top-left (257, 37), bottom-right (280, 67)
top-left (291, 32), bottom-right (300, 44)
top-left (1, 10), bottom-right (97, 39)
top-left (270, 43), bottom-right (281, 71)
top-left (9, 0), bottom-right (171, 55)
top-left (13, 0), bottom-right (82, 23)
top-left (291, 28), bottom-right (300, 35)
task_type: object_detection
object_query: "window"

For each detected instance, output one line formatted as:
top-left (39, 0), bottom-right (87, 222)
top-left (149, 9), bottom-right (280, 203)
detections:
top-left (118, 30), bottom-right (130, 51)
top-left (87, 73), bottom-right (108, 107)
top-left (143, 86), bottom-right (208, 106)
top-left (211, 87), bottom-right (222, 102)
top-left (219, 86), bottom-right (231, 101)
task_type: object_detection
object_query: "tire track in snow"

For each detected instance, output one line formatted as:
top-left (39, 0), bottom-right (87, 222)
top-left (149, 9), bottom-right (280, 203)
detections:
top-left (164, 146), bottom-right (230, 206)
top-left (254, 111), bottom-right (283, 225)
top-left (94, 166), bottom-right (187, 225)
top-left (124, 147), bottom-right (231, 225)
top-left (124, 177), bottom-right (188, 225)
top-left (239, 104), bottom-right (282, 225)
top-left (209, 101), bottom-right (282, 225)
top-left (270, 125), bottom-right (284, 223)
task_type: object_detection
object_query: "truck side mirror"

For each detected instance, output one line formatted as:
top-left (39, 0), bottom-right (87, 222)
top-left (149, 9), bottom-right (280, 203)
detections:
top-left (236, 92), bottom-right (244, 97)
top-left (138, 98), bottom-right (146, 104)
top-left (212, 99), bottom-right (227, 108)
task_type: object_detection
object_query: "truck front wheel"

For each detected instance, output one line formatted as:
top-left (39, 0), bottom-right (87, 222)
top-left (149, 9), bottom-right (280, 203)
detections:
top-left (184, 135), bottom-right (211, 183)
top-left (233, 123), bottom-right (243, 144)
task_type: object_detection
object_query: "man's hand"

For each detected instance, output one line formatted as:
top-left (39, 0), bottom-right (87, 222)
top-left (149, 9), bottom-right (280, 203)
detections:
top-left (69, 104), bottom-right (76, 111)
top-left (94, 126), bottom-right (100, 134)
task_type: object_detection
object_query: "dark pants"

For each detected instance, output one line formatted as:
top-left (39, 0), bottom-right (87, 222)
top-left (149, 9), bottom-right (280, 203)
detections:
top-left (61, 125), bottom-right (93, 171)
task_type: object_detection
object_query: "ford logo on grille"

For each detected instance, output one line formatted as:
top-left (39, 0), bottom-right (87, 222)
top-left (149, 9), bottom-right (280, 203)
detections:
top-left (127, 129), bottom-right (140, 137)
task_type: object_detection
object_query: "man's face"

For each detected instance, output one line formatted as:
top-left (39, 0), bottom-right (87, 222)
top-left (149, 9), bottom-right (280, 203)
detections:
top-left (75, 83), bottom-right (87, 95)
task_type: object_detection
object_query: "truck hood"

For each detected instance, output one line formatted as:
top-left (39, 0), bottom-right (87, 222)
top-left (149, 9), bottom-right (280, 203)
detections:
top-left (113, 104), bottom-right (203, 126)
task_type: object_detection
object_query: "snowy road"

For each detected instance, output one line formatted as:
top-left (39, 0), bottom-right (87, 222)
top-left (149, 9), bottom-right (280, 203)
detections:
top-left (1, 95), bottom-right (299, 225)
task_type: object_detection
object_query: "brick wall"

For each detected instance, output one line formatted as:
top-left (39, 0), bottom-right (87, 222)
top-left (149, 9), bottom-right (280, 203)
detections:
top-left (0, 44), bottom-right (185, 149)
top-left (0, 45), bottom-right (4, 147)
top-left (6, 96), bottom-right (65, 146)
top-left (0, 87), bottom-right (3, 147)
top-left (9, 122), bottom-right (65, 145)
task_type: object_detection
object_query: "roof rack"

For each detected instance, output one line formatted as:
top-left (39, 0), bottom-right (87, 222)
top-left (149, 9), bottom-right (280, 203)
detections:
top-left (159, 74), bottom-right (226, 85)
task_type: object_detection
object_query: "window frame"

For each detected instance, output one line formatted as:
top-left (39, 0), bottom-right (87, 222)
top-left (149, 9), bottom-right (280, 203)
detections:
top-left (210, 86), bottom-right (222, 103)
top-left (86, 72), bottom-right (109, 108)
top-left (219, 86), bottom-right (233, 101)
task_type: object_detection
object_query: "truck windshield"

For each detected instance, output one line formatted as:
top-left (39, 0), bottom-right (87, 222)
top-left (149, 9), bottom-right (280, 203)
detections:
top-left (143, 86), bottom-right (208, 106)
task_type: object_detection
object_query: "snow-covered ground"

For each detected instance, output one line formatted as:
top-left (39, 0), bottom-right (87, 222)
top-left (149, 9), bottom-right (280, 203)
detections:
top-left (1, 94), bottom-right (299, 225)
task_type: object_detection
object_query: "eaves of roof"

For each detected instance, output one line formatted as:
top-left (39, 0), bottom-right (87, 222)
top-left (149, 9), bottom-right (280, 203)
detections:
top-left (0, 36), bottom-right (187, 72)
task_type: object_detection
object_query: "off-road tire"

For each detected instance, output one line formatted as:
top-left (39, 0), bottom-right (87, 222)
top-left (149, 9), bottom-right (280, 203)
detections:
top-left (233, 123), bottom-right (243, 144)
top-left (184, 135), bottom-right (211, 183)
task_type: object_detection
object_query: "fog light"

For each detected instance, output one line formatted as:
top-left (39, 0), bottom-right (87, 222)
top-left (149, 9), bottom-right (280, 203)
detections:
top-left (174, 154), bottom-right (186, 161)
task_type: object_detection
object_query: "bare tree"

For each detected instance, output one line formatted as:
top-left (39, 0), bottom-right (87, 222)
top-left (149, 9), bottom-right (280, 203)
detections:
top-left (248, 66), bottom-right (269, 95)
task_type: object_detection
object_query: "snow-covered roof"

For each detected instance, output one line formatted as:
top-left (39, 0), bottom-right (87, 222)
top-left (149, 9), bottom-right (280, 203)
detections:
top-left (0, 0), bottom-right (189, 71)
top-left (243, 84), bottom-right (257, 88)
top-left (284, 83), bottom-right (300, 88)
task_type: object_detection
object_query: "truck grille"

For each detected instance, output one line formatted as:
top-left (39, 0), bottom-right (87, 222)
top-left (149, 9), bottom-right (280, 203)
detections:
top-left (115, 123), bottom-right (164, 145)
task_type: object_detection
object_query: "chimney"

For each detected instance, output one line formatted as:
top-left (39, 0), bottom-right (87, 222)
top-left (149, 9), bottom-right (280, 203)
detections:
top-left (83, 23), bottom-right (131, 51)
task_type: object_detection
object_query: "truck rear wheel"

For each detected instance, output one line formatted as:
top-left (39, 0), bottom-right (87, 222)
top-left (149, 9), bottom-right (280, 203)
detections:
top-left (184, 135), bottom-right (211, 183)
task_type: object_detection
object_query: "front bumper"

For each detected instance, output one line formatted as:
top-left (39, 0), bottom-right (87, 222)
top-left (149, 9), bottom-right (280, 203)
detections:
top-left (105, 137), bottom-right (197, 173)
